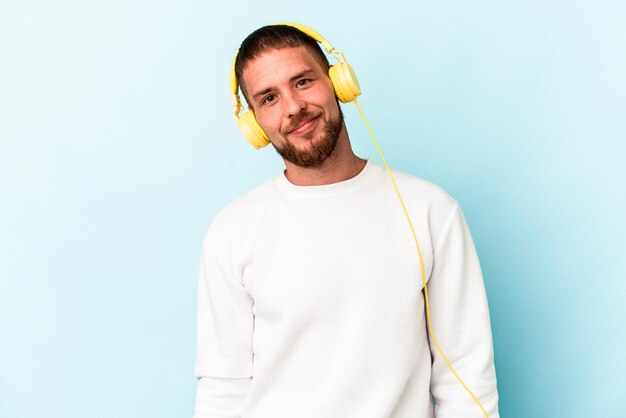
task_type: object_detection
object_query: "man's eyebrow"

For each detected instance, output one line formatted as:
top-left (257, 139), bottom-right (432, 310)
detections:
top-left (251, 69), bottom-right (316, 102)
top-left (252, 87), bottom-right (273, 102)
top-left (289, 69), bottom-right (315, 83)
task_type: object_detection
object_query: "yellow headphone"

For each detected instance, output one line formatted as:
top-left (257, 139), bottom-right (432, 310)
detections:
top-left (229, 22), bottom-right (362, 149)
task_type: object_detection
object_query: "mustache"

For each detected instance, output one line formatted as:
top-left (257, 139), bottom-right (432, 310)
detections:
top-left (283, 112), bottom-right (321, 135)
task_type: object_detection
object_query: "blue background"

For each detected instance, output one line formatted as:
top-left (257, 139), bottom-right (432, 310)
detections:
top-left (1, 1), bottom-right (624, 417)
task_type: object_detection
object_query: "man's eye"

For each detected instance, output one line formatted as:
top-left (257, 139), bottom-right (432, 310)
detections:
top-left (296, 79), bottom-right (311, 87)
top-left (262, 94), bottom-right (276, 105)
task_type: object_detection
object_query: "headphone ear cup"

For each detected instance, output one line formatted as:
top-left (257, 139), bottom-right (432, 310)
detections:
top-left (238, 110), bottom-right (271, 149)
top-left (329, 62), bottom-right (361, 103)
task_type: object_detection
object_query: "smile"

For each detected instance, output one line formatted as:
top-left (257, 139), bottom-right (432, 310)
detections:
top-left (288, 115), bottom-right (321, 136)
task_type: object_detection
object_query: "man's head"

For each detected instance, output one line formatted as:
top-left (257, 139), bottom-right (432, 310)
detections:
top-left (235, 25), bottom-right (346, 168)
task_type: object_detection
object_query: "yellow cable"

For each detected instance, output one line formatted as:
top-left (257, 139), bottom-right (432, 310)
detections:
top-left (353, 99), bottom-right (489, 418)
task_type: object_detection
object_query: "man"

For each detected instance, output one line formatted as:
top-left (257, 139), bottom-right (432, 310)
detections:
top-left (193, 24), bottom-right (499, 418)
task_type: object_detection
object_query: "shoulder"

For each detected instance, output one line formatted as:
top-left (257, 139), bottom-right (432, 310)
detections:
top-left (369, 162), bottom-right (458, 213)
top-left (367, 162), bottom-right (461, 244)
top-left (204, 177), bottom-right (279, 242)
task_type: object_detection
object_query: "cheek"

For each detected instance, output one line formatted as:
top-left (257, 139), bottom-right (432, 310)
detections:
top-left (318, 88), bottom-right (339, 111)
top-left (254, 109), bottom-right (273, 127)
top-left (325, 98), bottom-right (341, 118)
top-left (256, 111), bottom-right (283, 136)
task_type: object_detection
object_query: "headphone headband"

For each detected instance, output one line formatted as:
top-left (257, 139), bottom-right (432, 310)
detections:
top-left (275, 22), bottom-right (336, 55)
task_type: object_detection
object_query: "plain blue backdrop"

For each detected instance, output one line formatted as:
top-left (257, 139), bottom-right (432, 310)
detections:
top-left (1, 1), bottom-right (624, 417)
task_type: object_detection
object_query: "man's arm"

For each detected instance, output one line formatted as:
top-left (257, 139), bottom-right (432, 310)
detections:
top-left (427, 202), bottom-right (499, 418)
top-left (193, 377), bottom-right (250, 418)
top-left (193, 228), bottom-right (254, 418)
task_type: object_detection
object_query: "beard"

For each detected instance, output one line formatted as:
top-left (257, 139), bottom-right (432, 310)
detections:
top-left (272, 107), bottom-right (344, 168)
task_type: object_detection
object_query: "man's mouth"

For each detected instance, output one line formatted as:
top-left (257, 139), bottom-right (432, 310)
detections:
top-left (287, 115), bottom-right (321, 136)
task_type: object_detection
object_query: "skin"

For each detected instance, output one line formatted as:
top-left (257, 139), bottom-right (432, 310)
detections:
top-left (241, 46), bottom-right (367, 186)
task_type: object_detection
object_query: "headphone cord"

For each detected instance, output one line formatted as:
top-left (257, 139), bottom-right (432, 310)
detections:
top-left (352, 99), bottom-right (489, 418)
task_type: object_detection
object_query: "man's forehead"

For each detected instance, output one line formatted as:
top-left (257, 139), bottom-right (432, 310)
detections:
top-left (242, 46), bottom-right (323, 72)
top-left (240, 46), bottom-right (326, 96)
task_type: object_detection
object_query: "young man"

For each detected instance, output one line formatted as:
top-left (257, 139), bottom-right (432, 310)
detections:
top-left (193, 25), bottom-right (499, 418)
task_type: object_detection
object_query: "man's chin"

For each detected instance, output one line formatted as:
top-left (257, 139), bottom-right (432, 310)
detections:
top-left (272, 113), bottom-right (342, 168)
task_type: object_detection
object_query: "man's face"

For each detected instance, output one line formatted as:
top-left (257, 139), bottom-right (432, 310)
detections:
top-left (241, 46), bottom-right (344, 168)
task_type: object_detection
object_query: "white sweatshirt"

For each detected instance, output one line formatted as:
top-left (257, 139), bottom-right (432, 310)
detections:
top-left (194, 160), bottom-right (499, 418)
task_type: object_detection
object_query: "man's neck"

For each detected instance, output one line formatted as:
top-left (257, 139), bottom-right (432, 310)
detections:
top-left (283, 135), bottom-right (367, 186)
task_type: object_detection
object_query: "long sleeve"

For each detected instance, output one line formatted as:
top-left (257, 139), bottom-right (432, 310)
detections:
top-left (193, 225), bottom-right (255, 418)
top-left (427, 202), bottom-right (499, 418)
top-left (193, 377), bottom-right (251, 418)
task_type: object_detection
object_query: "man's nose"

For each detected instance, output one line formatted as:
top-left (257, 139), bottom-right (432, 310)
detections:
top-left (283, 91), bottom-right (306, 117)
